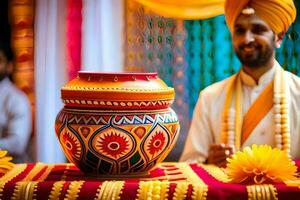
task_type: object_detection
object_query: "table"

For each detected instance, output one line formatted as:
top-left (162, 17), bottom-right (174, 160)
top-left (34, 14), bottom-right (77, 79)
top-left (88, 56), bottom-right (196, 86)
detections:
top-left (1, 162), bottom-right (300, 199)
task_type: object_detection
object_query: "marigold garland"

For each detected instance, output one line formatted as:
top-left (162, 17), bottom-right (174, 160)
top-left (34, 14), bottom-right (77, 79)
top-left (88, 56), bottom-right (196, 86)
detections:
top-left (226, 144), bottom-right (297, 184)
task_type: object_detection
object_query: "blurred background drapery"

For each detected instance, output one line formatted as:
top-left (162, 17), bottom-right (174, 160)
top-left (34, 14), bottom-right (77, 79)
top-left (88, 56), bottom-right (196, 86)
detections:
top-left (8, 0), bottom-right (36, 161)
top-left (82, 0), bottom-right (123, 72)
top-left (34, 0), bottom-right (124, 162)
top-left (5, 0), bottom-right (300, 162)
top-left (134, 0), bottom-right (225, 19)
top-left (35, 0), bottom-right (67, 162)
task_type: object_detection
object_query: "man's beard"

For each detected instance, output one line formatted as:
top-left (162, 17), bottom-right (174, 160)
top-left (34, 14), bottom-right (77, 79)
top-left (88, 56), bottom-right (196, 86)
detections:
top-left (235, 43), bottom-right (275, 68)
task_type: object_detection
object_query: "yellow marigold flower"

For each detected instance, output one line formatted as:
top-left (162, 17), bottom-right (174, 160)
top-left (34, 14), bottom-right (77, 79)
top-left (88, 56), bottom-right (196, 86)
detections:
top-left (226, 144), bottom-right (298, 184)
top-left (0, 150), bottom-right (14, 174)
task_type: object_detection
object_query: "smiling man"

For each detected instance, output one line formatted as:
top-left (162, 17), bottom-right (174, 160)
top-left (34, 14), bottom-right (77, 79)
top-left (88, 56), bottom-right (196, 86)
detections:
top-left (180, 0), bottom-right (299, 167)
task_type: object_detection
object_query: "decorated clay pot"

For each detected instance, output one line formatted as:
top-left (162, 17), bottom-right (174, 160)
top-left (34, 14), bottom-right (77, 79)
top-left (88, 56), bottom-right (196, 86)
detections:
top-left (55, 72), bottom-right (180, 175)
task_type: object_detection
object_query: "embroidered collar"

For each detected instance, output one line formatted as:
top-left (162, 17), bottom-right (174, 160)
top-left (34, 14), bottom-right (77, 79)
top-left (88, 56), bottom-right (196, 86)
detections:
top-left (240, 63), bottom-right (276, 87)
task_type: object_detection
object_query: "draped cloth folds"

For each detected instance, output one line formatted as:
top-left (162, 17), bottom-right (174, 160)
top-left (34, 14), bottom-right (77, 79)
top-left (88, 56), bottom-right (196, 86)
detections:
top-left (224, 0), bottom-right (297, 34)
top-left (134, 0), bottom-right (225, 19)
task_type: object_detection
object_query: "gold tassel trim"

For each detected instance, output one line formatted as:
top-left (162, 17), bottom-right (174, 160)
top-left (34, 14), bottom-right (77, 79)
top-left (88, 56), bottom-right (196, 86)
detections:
top-left (136, 180), bottom-right (169, 200)
top-left (95, 181), bottom-right (125, 200)
top-left (64, 181), bottom-right (84, 200)
top-left (11, 181), bottom-right (38, 200)
top-left (191, 183), bottom-right (208, 200)
top-left (48, 181), bottom-right (65, 200)
top-left (247, 184), bottom-right (278, 200)
top-left (172, 182), bottom-right (189, 200)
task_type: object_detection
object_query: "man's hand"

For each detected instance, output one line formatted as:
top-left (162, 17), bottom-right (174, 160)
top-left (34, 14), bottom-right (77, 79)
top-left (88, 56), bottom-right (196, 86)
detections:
top-left (207, 144), bottom-right (235, 168)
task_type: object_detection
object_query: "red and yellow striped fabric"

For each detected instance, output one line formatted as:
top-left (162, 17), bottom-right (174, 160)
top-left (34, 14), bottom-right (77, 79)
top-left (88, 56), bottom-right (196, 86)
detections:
top-left (1, 162), bottom-right (300, 199)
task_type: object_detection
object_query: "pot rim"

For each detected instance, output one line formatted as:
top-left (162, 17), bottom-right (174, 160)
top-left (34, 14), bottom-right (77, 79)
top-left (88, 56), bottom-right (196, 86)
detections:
top-left (77, 71), bottom-right (159, 82)
top-left (79, 71), bottom-right (158, 75)
top-left (61, 71), bottom-right (175, 109)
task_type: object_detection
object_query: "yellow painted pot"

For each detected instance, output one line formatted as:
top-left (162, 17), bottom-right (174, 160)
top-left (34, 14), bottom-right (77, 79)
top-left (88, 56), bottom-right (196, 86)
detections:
top-left (55, 72), bottom-right (180, 175)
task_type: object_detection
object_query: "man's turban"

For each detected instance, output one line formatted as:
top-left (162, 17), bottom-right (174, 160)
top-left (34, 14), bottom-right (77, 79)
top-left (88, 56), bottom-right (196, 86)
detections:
top-left (224, 0), bottom-right (297, 34)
